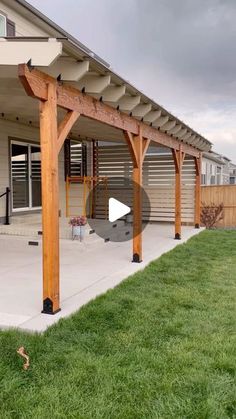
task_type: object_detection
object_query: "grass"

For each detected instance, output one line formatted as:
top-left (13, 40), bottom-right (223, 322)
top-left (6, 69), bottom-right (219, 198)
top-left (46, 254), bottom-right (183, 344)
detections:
top-left (0, 230), bottom-right (236, 419)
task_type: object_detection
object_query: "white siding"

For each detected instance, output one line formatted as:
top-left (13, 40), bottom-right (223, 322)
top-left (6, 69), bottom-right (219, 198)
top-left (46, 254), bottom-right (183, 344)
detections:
top-left (0, 1), bottom-right (50, 37)
top-left (0, 119), bottom-right (68, 219)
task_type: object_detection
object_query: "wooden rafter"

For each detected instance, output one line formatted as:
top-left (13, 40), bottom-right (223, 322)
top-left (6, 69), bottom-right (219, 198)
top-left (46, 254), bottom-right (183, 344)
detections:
top-left (18, 64), bottom-right (201, 158)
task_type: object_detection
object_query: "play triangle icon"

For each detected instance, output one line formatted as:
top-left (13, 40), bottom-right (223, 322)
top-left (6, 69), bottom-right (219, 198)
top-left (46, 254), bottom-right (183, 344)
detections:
top-left (109, 198), bottom-right (131, 223)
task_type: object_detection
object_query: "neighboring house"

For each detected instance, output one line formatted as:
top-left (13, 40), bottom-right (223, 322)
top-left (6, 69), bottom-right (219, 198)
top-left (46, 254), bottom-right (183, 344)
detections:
top-left (202, 151), bottom-right (235, 185)
top-left (0, 0), bottom-right (211, 315)
top-left (229, 162), bottom-right (236, 184)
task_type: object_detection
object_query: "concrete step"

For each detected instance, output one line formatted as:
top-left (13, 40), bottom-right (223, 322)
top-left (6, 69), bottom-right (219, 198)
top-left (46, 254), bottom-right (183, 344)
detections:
top-left (11, 213), bottom-right (42, 224)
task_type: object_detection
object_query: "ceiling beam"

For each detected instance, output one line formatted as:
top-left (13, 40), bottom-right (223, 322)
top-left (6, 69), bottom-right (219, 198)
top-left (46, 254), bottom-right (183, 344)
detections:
top-left (187, 134), bottom-right (197, 145)
top-left (118, 94), bottom-right (141, 113)
top-left (160, 120), bottom-right (176, 132)
top-left (168, 124), bottom-right (182, 135)
top-left (152, 115), bottom-right (169, 128)
top-left (18, 64), bottom-right (201, 157)
top-left (102, 85), bottom-right (126, 104)
top-left (42, 59), bottom-right (89, 81)
top-left (143, 110), bottom-right (162, 124)
top-left (0, 40), bottom-right (62, 66)
top-left (176, 128), bottom-right (187, 139)
top-left (182, 131), bottom-right (192, 141)
top-left (132, 103), bottom-right (152, 120)
top-left (76, 74), bottom-right (111, 94)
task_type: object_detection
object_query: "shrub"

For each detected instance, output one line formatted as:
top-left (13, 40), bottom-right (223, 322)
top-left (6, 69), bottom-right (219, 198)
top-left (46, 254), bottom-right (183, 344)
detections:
top-left (201, 202), bottom-right (224, 229)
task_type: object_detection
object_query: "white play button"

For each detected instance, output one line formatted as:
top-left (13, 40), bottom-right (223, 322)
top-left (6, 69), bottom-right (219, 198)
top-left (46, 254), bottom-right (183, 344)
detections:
top-left (109, 197), bottom-right (131, 223)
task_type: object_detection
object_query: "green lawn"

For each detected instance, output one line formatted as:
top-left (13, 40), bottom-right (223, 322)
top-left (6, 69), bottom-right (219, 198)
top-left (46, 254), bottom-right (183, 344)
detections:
top-left (0, 230), bottom-right (236, 419)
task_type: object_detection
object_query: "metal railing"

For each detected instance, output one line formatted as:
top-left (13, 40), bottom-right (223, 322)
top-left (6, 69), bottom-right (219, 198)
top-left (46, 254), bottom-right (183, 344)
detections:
top-left (0, 187), bottom-right (10, 225)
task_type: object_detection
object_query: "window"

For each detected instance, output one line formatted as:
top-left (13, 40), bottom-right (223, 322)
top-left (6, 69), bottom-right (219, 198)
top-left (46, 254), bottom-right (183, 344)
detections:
top-left (201, 174), bottom-right (206, 185)
top-left (0, 13), bottom-right (6, 36)
top-left (216, 166), bottom-right (221, 184)
top-left (0, 13), bottom-right (15, 36)
top-left (210, 175), bottom-right (216, 185)
top-left (6, 18), bottom-right (15, 36)
top-left (64, 139), bottom-right (87, 180)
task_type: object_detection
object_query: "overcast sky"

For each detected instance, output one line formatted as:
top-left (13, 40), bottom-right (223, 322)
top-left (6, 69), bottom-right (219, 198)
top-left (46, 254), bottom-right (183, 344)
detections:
top-left (29, 0), bottom-right (236, 161)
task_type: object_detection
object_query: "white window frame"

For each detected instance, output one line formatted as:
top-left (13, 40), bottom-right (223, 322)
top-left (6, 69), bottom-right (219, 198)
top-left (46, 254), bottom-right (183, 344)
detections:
top-left (11, 140), bottom-right (42, 212)
top-left (0, 13), bottom-right (7, 37)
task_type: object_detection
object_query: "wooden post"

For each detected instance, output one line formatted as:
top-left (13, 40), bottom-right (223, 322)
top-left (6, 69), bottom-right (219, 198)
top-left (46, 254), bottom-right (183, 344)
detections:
top-left (124, 131), bottom-right (150, 262)
top-left (172, 148), bottom-right (185, 240)
top-left (132, 134), bottom-right (143, 262)
top-left (39, 84), bottom-right (80, 314)
top-left (40, 83), bottom-right (60, 314)
top-left (194, 154), bottom-right (202, 228)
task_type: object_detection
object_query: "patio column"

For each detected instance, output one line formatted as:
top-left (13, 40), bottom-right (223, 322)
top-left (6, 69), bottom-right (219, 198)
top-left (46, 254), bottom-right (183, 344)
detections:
top-left (40, 85), bottom-right (80, 315)
top-left (172, 147), bottom-right (185, 240)
top-left (194, 154), bottom-right (202, 228)
top-left (40, 83), bottom-right (60, 314)
top-left (124, 130), bottom-right (150, 262)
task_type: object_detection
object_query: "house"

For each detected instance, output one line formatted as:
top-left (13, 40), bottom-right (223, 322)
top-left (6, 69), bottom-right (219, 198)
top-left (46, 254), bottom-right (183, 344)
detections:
top-left (0, 0), bottom-right (211, 317)
top-left (229, 162), bottom-right (236, 184)
top-left (202, 151), bottom-right (226, 185)
top-left (202, 151), bottom-right (235, 185)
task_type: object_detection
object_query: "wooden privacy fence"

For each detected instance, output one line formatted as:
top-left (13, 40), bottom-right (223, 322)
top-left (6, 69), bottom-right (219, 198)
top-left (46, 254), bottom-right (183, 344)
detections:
top-left (201, 185), bottom-right (236, 227)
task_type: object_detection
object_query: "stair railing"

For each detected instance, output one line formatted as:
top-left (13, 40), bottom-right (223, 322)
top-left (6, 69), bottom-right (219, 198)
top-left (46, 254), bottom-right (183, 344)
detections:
top-left (0, 187), bottom-right (10, 225)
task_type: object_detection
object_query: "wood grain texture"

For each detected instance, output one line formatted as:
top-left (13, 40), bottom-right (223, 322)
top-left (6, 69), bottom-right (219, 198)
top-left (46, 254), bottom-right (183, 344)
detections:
top-left (194, 155), bottom-right (202, 227)
top-left (172, 148), bottom-right (185, 238)
top-left (201, 184), bottom-right (236, 228)
top-left (57, 111), bottom-right (80, 153)
top-left (40, 83), bottom-right (60, 314)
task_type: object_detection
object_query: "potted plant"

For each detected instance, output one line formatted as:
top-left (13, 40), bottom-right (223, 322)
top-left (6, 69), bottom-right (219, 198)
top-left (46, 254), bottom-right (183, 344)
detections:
top-left (69, 216), bottom-right (87, 241)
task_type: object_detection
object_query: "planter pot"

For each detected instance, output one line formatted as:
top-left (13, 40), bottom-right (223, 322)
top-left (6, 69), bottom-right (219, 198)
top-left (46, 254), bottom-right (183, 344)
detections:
top-left (72, 225), bottom-right (86, 241)
top-left (80, 225), bottom-right (85, 241)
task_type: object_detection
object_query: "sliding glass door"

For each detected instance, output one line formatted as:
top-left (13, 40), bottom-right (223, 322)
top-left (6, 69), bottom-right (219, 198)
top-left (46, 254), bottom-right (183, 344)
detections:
top-left (11, 141), bottom-right (41, 211)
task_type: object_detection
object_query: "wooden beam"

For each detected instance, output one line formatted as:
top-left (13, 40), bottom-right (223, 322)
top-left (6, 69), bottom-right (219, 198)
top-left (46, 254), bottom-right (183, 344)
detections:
top-left (132, 134), bottom-right (143, 262)
top-left (40, 82), bottom-right (60, 314)
top-left (172, 148), bottom-right (185, 240)
top-left (123, 131), bottom-right (138, 167)
top-left (18, 64), bottom-right (202, 158)
top-left (142, 138), bottom-right (151, 163)
top-left (194, 154), bottom-right (202, 228)
top-left (57, 110), bottom-right (80, 153)
top-left (124, 131), bottom-right (150, 262)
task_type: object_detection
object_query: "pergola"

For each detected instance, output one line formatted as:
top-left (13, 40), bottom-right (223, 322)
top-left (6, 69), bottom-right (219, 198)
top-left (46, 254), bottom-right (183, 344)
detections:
top-left (18, 62), bottom-right (203, 315)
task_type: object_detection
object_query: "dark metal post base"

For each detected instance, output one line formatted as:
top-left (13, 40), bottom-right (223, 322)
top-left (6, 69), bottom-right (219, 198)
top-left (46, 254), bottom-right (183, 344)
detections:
top-left (132, 253), bottom-right (142, 263)
top-left (175, 233), bottom-right (181, 240)
top-left (41, 298), bottom-right (61, 315)
top-left (195, 223), bottom-right (200, 229)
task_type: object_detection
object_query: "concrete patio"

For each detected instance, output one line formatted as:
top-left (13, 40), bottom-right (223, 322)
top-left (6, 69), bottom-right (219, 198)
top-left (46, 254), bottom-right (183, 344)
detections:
top-left (0, 223), bottom-right (203, 332)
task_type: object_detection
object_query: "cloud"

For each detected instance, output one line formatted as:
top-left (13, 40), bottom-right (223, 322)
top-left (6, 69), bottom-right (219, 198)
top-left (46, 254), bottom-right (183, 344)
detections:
top-left (29, 0), bottom-right (236, 161)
